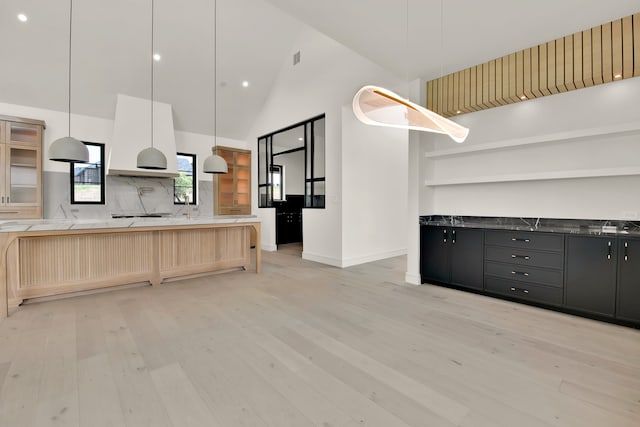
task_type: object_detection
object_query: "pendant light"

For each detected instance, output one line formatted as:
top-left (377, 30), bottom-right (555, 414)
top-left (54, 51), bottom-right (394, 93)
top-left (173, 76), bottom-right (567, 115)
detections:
top-left (351, 0), bottom-right (469, 143)
top-left (203, 0), bottom-right (228, 174)
top-left (48, 0), bottom-right (89, 163)
top-left (136, 0), bottom-right (168, 170)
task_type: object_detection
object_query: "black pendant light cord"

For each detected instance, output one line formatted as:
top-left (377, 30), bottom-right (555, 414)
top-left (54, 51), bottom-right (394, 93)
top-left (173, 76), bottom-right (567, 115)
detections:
top-left (151, 0), bottom-right (155, 149)
top-left (68, 0), bottom-right (73, 137)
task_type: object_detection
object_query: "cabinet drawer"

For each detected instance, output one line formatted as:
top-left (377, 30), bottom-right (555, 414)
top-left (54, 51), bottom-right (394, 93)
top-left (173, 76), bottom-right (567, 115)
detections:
top-left (485, 277), bottom-right (563, 306)
top-left (218, 206), bottom-right (250, 215)
top-left (485, 230), bottom-right (564, 252)
top-left (485, 261), bottom-right (563, 287)
top-left (485, 246), bottom-right (564, 269)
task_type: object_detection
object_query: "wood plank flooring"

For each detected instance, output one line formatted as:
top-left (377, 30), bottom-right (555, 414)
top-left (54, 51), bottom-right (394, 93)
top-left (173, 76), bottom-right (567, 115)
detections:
top-left (0, 250), bottom-right (639, 426)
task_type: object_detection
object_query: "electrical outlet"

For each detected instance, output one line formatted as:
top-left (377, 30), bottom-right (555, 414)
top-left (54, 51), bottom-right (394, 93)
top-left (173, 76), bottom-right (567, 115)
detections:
top-left (622, 211), bottom-right (638, 220)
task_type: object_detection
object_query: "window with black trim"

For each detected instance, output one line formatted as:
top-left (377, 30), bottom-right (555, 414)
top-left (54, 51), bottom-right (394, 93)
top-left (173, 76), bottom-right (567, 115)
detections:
top-left (174, 152), bottom-right (196, 204)
top-left (70, 142), bottom-right (105, 204)
top-left (258, 114), bottom-right (325, 208)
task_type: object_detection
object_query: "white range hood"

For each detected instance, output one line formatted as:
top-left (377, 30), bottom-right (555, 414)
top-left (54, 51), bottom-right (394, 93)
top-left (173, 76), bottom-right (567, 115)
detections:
top-left (108, 94), bottom-right (179, 178)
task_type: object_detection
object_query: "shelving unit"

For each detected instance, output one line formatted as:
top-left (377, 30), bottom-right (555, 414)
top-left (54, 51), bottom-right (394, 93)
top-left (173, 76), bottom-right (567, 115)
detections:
top-left (0, 115), bottom-right (45, 219)
top-left (424, 121), bottom-right (640, 159)
top-left (424, 167), bottom-right (640, 187)
top-left (213, 146), bottom-right (251, 215)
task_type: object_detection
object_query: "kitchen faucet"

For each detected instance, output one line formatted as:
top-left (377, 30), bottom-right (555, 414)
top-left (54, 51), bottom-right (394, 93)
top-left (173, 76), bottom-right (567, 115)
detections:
top-left (184, 195), bottom-right (191, 219)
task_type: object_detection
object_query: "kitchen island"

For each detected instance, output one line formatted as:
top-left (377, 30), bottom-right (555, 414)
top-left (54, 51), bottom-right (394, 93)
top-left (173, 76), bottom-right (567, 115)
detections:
top-left (0, 216), bottom-right (261, 318)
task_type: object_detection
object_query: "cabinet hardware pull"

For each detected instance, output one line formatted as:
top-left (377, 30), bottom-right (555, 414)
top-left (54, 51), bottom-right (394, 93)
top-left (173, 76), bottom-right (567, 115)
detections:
top-left (511, 271), bottom-right (529, 276)
top-left (511, 254), bottom-right (530, 260)
top-left (509, 287), bottom-right (529, 294)
top-left (607, 241), bottom-right (612, 260)
top-left (443, 229), bottom-right (447, 243)
top-left (511, 237), bottom-right (530, 243)
top-left (0, 211), bottom-right (19, 214)
top-left (452, 229), bottom-right (456, 244)
top-left (1, 196), bottom-right (3, 204)
top-left (624, 241), bottom-right (628, 261)
top-left (6, 196), bottom-right (9, 204)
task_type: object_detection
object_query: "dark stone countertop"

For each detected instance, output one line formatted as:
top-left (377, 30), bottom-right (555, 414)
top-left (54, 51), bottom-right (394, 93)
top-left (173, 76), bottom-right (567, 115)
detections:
top-left (419, 215), bottom-right (640, 236)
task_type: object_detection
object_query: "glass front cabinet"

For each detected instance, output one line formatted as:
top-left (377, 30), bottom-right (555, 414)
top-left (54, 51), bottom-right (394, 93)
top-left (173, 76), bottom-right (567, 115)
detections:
top-left (213, 145), bottom-right (251, 215)
top-left (0, 116), bottom-right (45, 219)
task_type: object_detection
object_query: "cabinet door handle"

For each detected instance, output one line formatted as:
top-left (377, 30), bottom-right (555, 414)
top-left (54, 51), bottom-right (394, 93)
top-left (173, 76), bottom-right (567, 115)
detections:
top-left (1, 196), bottom-right (3, 204)
top-left (510, 287), bottom-right (530, 294)
top-left (624, 241), bottom-right (628, 261)
top-left (511, 254), bottom-right (530, 260)
top-left (443, 229), bottom-right (447, 243)
top-left (511, 237), bottom-right (530, 243)
top-left (452, 229), bottom-right (456, 244)
top-left (511, 271), bottom-right (529, 277)
top-left (607, 241), bottom-right (612, 260)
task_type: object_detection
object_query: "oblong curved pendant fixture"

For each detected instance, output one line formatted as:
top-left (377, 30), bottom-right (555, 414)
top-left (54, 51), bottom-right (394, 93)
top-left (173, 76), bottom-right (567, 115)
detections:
top-left (352, 85), bottom-right (469, 143)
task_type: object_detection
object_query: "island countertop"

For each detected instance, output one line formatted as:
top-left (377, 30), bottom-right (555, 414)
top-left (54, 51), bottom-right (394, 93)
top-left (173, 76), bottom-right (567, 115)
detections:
top-left (0, 215), bottom-right (259, 232)
top-left (0, 216), bottom-right (261, 318)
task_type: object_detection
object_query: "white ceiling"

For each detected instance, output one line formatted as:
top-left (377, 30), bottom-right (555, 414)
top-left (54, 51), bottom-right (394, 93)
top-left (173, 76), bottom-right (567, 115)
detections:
top-left (1, 0), bottom-right (638, 140)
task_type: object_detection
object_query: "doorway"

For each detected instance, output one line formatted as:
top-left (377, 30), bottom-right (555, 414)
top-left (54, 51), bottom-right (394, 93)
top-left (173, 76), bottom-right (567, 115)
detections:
top-left (258, 115), bottom-right (326, 256)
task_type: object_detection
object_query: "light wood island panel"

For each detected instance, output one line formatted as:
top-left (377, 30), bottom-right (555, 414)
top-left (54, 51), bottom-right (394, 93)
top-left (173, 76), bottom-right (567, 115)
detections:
top-left (0, 221), bottom-right (260, 317)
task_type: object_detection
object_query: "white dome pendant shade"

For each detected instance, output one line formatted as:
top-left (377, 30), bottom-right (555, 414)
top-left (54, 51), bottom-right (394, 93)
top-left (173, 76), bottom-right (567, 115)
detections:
top-left (137, 146), bottom-right (167, 170)
top-left (352, 85), bottom-right (469, 143)
top-left (48, 0), bottom-right (89, 163)
top-left (203, 0), bottom-right (228, 175)
top-left (136, 0), bottom-right (168, 171)
top-left (203, 153), bottom-right (228, 174)
top-left (49, 136), bottom-right (89, 163)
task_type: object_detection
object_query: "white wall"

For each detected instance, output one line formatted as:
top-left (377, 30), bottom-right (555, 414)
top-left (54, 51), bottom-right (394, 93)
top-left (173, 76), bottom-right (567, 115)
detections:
top-left (274, 150), bottom-right (304, 195)
top-left (341, 106), bottom-right (408, 267)
top-left (420, 77), bottom-right (640, 220)
top-left (248, 26), bottom-right (404, 265)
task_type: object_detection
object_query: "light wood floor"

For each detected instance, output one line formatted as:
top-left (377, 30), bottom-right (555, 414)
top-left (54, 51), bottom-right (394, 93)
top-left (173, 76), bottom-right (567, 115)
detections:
top-left (1, 251), bottom-right (639, 426)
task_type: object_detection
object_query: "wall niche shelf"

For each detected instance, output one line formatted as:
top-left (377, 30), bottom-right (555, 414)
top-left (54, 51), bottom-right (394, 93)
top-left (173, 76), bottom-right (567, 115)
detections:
top-left (424, 121), bottom-right (640, 159)
top-left (424, 167), bottom-right (640, 187)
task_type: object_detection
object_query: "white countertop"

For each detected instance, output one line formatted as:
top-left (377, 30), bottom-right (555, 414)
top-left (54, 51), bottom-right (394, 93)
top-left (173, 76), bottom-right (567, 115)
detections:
top-left (0, 215), bottom-right (259, 233)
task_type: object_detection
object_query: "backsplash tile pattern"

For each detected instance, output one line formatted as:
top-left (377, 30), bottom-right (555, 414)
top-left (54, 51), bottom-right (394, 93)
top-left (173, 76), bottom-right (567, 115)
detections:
top-left (44, 172), bottom-right (214, 219)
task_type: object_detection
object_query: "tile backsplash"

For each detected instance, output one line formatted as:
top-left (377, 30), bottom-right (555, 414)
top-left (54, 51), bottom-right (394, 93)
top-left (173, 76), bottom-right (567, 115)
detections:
top-left (44, 172), bottom-right (214, 219)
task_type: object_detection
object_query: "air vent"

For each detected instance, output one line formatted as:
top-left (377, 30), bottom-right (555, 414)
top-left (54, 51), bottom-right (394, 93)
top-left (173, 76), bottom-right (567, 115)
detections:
top-left (293, 51), bottom-right (300, 65)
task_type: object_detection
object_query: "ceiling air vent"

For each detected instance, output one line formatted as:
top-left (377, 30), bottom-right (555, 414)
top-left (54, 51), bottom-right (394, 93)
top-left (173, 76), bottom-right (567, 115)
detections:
top-left (293, 51), bottom-right (300, 66)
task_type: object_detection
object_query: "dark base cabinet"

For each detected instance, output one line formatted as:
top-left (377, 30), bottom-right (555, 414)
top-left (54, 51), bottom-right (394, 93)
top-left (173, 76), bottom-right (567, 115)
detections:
top-left (420, 222), bottom-right (640, 328)
top-left (420, 226), bottom-right (483, 291)
top-left (617, 237), bottom-right (640, 323)
top-left (565, 235), bottom-right (617, 317)
top-left (450, 229), bottom-right (484, 290)
top-left (420, 226), bottom-right (450, 284)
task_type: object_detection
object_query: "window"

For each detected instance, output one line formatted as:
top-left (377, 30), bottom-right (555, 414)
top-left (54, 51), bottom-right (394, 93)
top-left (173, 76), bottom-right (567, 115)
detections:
top-left (174, 153), bottom-right (196, 204)
top-left (258, 115), bottom-right (325, 208)
top-left (70, 142), bottom-right (105, 204)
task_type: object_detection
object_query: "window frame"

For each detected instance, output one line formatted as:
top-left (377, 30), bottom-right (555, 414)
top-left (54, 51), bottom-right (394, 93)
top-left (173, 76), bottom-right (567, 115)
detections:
top-left (70, 141), bottom-right (105, 205)
top-left (174, 152), bottom-right (197, 205)
top-left (258, 114), bottom-right (325, 209)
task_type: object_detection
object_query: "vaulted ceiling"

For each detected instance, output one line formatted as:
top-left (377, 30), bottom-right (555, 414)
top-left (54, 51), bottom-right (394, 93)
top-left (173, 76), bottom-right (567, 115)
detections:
top-left (1, 0), bottom-right (637, 140)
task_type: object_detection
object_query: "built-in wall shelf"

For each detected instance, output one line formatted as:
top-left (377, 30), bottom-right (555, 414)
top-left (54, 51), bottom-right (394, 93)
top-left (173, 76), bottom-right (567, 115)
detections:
top-left (424, 167), bottom-right (640, 187)
top-left (424, 121), bottom-right (640, 159)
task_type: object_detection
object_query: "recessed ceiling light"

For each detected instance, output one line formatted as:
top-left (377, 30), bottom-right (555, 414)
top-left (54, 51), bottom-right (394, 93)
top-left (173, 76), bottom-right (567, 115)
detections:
top-left (614, 73), bottom-right (622, 79)
top-left (17, 13), bottom-right (28, 22)
top-left (520, 95), bottom-right (527, 100)
top-left (242, 81), bottom-right (249, 88)
top-left (153, 53), bottom-right (161, 61)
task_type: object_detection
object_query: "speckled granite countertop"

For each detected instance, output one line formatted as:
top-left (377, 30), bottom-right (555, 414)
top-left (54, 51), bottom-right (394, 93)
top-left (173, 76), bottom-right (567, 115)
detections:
top-left (419, 215), bottom-right (640, 236)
